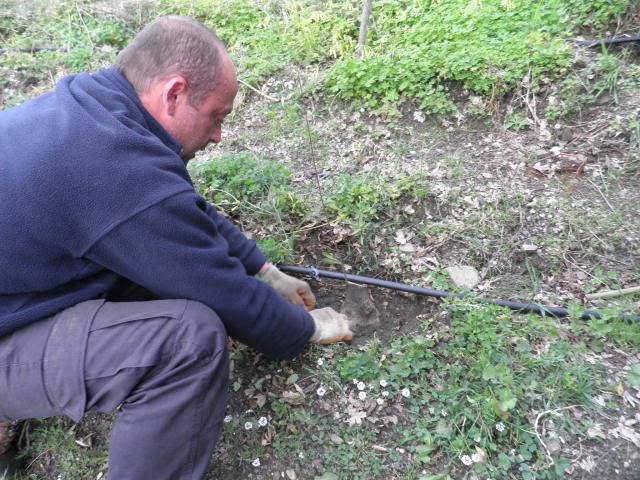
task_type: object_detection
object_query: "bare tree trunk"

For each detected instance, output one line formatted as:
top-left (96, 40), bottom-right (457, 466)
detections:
top-left (356, 0), bottom-right (373, 58)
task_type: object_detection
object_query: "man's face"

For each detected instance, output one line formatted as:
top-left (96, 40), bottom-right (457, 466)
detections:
top-left (172, 62), bottom-right (238, 160)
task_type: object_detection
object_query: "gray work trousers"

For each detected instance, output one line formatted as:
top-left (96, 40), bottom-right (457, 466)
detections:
top-left (0, 298), bottom-right (229, 480)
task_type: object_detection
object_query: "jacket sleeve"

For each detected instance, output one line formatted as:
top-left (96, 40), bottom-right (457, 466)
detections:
top-left (84, 190), bottom-right (314, 360)
top-left (203, 202), bottom-right (267, 276)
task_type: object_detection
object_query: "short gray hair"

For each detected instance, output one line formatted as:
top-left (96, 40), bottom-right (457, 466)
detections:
top-left (115, 16), bottom-right (224, 106)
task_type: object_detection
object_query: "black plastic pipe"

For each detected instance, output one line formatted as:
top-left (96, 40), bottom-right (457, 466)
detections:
top-left (575, 35), bottom-right (640, 48)
top-left (0, 47), bottom-right (69, 55)
top-left (278, 264), bottom-right (640, 323)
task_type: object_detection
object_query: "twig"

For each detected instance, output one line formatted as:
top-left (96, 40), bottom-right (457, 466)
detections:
top-left (74, 3), bottom-right (95, 50)
top-left (292, 222), bottom-right (329, 234)
top-left (534, 405), bottom-right (580, 466)
top-left (26, 447), bottom-right (51, 471)
top-left (301, 96), bottom-right (325, 208)
top-left (237, 78), bottom-right (281, 102)
top-left (586, 178), bottom-right (616, 213)
top-left (586, 285), bottom-right (640, 300)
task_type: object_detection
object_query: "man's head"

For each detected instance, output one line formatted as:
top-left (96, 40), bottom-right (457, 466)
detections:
top-left (115, 16), bottom-right (237, 160)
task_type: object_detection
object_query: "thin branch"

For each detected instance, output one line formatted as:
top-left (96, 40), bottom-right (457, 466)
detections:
top-left (237, 78), bottom-right (281, 102)
top-left (302, 108), bottom-right (325, 208)
top-left (586, 178), bottom-right (615, 213)
top-left (534, 405), bottom-right (580, 466)
top-left (586, 285), bottom-right (640, 300)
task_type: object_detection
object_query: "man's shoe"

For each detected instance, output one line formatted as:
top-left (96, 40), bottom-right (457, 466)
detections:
top-left (0, 447), bottom-right (21, 477)
top-left (0, 422), bottom-right (21, 477)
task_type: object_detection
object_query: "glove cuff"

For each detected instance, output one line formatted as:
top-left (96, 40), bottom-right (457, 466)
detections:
top-left (256, 263), bottom-right (277, 282)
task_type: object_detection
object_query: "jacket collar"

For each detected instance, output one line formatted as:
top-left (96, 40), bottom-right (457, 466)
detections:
top-left (100, 67), bottom-right (183, 156)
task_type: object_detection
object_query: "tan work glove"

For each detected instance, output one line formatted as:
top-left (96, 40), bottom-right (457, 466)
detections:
top-left (257, 264), bottom-right (316, 311)
top-left (309, 307), bottom-right (354, 344)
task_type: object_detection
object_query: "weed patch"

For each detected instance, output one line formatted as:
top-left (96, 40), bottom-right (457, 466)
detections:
top-left (191, 153), bottom-right (309, 262)
top-left (326, 172), bottom-right (430, 238)
top-left (334, 302), bottom-right (602, 478)
top-left (21, 419), bottom-right (107, 478)
top-left (160, 0), bottom-right (358, 86)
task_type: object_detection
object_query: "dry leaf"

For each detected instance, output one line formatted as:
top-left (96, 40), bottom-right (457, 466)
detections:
top-left (345, 405), bottom-right (367, 426)
top-left (75, 436), bottom-right (92, 448)
top-left (586, 424), bottom-right (606, 439)
top-left (609, 423), bottom-right (640, 448)
top-left (255, 394), bottom-right (266, 408)
top-left (282, 390), bottom-right (305, 405)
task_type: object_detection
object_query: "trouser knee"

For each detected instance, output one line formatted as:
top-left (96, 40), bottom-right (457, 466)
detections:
top-left (85, 300), bottom-right (229, 416)
top-left (177, 300), bottom-right (228, 363)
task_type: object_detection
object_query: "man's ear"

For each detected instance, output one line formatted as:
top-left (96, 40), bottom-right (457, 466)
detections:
top-left (162, 76), bottom-right (188, 117)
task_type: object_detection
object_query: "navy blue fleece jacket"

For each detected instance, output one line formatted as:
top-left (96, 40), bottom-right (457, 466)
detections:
top-left (0, 68), bottom-right (314, 359)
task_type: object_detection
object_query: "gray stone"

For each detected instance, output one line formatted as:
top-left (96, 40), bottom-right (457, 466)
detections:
top-left (446, 266), bottom-right (480, 289)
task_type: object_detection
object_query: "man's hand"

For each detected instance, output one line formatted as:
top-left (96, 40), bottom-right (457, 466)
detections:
top-left (309, 307), bottom-right (353, 344)
top-left (257, 264), bottom-right (316, 311)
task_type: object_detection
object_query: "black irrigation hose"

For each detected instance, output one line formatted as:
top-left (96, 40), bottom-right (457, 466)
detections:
top-left (0, 47), bottom-right (68, 55)
top-left (278, 264), bottom-right (640, 323)
top-left (575, 35), bottom-right (640, 48)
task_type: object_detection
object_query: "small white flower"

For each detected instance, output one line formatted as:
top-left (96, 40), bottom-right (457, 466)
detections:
top-left (357, 381), bottom-right (366, 391)
top-left (316, 386), bottom-right (327, 397)
top-left (401, 388), bottom-right (411, 398)
top-left (379, 379), bottom-right (388, 387)
top-left (441, 409), bottom-right (448, 417)
top-left (252, 458), bottom-right (260, 467)
top-left (223, 415), bottom-right (233, 423)
top-left (352, 379), bottom-right (359, 385)
top-left (358, 391), bottom-right (367, 401)
top-left (376, 398), bottom-right (384, 406)
top-left (460, 454), bottom-right (473, 466)
top-left (298, 451), bottom-right (305, 459)
top-left (382, 390), bottom-right (389, 397)
top-left (258, 416), bottom-right (268, 427)
top-left (495, 422), bottom-right (505, 432)
top-left (413, 110), bottom-right (426, 123)
top-left (244, 421), bottom-right (253, 430)
top-left (317, 358), bottom-right (324, 366)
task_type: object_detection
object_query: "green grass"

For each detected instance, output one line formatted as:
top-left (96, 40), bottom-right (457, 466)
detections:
top-left (160, 0), bottom-right (358, 86)
top-left (2, 0), bottom-right (633, 114)
top-left (159, 0), bottom-right (634, 113)
top-left (191, 152), bottom-right (310, 263)
top-left (335, 303), bottom-right (599, 477)
top-left (326, 0), bottom-right (632, 112)
top-left (209, 302), bottom-right (635, 479)
top-left (325, 172), bottom-right (430, 237)
top-left (18, 419), bottom-right (108, 479)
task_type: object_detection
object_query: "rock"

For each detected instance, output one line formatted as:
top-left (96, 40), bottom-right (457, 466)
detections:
top-left (594, 92), bottom-right (613, 105)
top-left (340, 283), bottom-right (380, 327)
top-left (445, 265), bottom-right (480, 289)
top-left (286, 469), bottom-right (297, 480)
top-left (546, 436), bottom-right (562, 454)
top-left (399, 243), bottom-right (416, 253)
top-left (560, 127), bottom-right (573, 142)
top-left (522, 244), bottom-right (538, 252)
top-left (329, 433), bottom-right (343, 445)
top-left (314, 474), bottom-right (338, 480)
